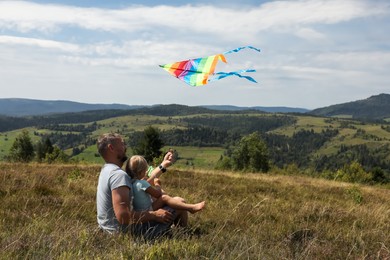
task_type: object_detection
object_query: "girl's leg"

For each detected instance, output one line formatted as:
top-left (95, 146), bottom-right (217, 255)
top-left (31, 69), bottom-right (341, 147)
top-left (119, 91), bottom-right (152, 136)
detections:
top-left (151, 196), bottom-right (166, 211)
top-left (162, 195), bottom-right (205, 214)
top-left (151, 196), bottom-right (190, 227)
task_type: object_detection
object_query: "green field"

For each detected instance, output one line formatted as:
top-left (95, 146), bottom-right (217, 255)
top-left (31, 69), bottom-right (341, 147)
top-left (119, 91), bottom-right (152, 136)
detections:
top-left (167, 146), bottom-right (225, 169)
top-left (0, 128), bottom-right (43, 158)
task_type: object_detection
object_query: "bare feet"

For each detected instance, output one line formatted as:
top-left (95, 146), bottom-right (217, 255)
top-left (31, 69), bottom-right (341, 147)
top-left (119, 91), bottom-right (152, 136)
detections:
top-left (189, 201), bottom-right (206, 214)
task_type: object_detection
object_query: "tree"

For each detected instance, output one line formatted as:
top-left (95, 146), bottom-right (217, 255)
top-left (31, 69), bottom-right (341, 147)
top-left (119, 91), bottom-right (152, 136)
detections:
top-left (231, 132), bottom-right (270, 172)
top-left (36, 137), bottom-right (54, 162)
top-left (45, 146), bottom-right (69, 163)
top-left (215, 155), bottom-right (232, 170)
top-left (8, 130), bottom-right (35, 162)
top-left (133, 126), bottom-right (163, 163)
top-left (371, 167), bottom-right (388, 183)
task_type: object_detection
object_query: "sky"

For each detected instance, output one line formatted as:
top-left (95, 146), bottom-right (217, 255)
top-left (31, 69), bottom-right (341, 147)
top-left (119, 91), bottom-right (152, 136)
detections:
top-left (0, 0), bottom-right (389, 109)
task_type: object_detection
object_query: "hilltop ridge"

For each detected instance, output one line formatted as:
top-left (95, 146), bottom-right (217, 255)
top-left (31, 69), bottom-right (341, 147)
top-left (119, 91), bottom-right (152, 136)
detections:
top-left (0, 94), bottom-right (389, 122)
top-left (0, 98), bottom-right (143, 117)
top-left (0, 98), bottom-right (308, 116)
top-left (309, 93), bottom-right (390, 121)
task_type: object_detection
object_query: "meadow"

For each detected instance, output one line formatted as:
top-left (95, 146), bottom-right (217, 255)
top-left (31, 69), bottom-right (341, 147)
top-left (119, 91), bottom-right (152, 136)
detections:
top-left (1, 162), bottom-right (389, 259)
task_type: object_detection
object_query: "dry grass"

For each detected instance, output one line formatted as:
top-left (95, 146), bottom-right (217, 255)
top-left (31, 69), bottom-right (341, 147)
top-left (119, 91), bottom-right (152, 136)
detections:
top-left (0, 163), bottom-right (389, 259)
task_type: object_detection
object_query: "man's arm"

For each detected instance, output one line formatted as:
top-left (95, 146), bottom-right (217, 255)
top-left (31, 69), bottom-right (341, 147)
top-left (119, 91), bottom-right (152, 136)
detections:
top-left (112, 186), bottom-right (173, 225)
top-left (112, 186), bottom-right (132, 225)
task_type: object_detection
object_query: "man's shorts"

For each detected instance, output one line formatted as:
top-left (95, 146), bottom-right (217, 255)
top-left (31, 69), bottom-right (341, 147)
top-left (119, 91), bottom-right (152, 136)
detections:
top-left (129, 206), bottom-right (176, 240)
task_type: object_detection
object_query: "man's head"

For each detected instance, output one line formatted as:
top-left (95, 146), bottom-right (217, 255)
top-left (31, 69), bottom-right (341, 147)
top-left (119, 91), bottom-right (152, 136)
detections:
top-left (97, 133), bottom-right (128, 165)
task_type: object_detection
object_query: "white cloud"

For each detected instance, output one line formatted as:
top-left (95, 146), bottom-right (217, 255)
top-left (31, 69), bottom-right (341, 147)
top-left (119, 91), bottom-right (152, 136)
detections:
top-left (0, 34), bottom-right (212, 68)
top-left (258, 0), bottom-right (388, 27)
top-left (0, 0), bottom-right (388, 38)
top-left (295, 28), bottom-right (326, 41)
top-left (0, 35), bottom-right (80, 52)
top-left (315, 51), bottom-right (390, 71)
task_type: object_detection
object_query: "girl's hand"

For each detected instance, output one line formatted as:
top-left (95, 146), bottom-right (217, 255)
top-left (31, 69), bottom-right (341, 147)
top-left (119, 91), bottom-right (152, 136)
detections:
top-left (161, 152), bottom-right (173, 168)
top-left (154, 178), bottom-right (162, 186)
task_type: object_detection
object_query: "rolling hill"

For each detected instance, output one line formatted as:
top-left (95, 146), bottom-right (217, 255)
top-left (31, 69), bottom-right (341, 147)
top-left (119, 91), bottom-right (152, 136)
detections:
top-left (201, 105), bottom-right (309, 113)
top-left (0, 98), bottom-right (309, 117)
top-left (309, 93), bottom-right (390, 121)
top-left (1, 94), bottom-right (389, 120)
top-left (0, 98), bottom-right (143, 116)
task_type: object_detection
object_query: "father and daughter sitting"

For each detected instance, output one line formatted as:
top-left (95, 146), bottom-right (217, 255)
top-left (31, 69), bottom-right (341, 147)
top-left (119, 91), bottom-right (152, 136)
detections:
top-left (125, 155), bottom-right (206, 227)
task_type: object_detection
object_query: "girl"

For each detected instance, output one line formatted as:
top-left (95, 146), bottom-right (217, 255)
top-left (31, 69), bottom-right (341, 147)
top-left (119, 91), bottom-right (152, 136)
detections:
top-left (126, 155), bottom-right (205, 226)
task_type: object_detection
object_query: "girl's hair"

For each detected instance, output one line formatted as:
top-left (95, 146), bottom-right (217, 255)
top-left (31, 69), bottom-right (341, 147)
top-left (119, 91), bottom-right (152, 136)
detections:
top-left (126, 155), bottom-right (148, 179)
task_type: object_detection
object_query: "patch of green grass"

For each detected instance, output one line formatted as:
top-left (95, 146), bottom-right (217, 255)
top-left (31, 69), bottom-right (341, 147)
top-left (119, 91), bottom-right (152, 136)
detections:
top-left (346, 186), bottom-right (363, 204)
top-left (331, 114), bottom-right (353, 119)
top-left (270, 116), bottom-right (334, 137)
top-left (167, 146), bottom-right (224, 169)
top-left (94, 115), bottom-right (182, 135)
top-left (70, 145), bottom-right (105, 164)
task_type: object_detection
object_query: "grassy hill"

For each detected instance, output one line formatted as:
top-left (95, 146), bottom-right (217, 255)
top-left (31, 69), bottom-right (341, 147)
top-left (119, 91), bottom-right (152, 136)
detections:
top-left (0, 163), bottom-right (389, 259)
top-left (202, 105), bottom-right (309, 113)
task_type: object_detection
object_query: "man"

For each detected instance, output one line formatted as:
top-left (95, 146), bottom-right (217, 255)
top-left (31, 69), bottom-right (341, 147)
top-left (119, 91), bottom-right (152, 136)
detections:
top-left (96, 133), bottom-right (177, 239)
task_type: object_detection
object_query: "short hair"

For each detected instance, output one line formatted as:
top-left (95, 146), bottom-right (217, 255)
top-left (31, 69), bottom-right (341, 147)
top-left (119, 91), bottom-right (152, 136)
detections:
top-left (126, 155), bottom-right (148, 179)
top-left (97, 133), bottom-right (123, 156)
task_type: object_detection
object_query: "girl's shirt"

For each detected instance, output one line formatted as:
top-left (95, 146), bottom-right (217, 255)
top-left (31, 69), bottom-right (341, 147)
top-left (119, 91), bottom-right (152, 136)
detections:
top-left (132, 179), bottom-right (153, 211)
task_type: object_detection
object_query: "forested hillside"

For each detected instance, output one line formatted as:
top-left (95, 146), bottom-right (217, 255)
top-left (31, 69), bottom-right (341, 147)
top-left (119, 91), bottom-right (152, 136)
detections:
top-left (0, 104), bottom-right (268, 132)
top-left (309, 93), bottom-right (390, 121)
top-left (1, 104), bottom-right (389, 182)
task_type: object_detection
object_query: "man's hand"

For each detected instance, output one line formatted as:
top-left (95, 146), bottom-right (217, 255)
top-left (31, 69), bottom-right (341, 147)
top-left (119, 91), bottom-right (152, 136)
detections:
top-left (151, 208), bottom-right (174, 224)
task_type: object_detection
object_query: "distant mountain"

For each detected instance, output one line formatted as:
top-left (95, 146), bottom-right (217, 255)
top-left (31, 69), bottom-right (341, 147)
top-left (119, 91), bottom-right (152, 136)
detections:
top-left (0, 98), bottom-right (143, 116)
top-left (0, 98), bottom-right (310, 117)
top-left (4, 95), bottom-right (389, 120)
top-left (309, 93), bottom-right (390, 121)
top-left (201, 105), bottom-right (309, 113)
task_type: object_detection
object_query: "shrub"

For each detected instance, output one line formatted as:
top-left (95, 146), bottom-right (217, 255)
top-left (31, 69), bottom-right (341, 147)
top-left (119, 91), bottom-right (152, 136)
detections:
top-left (335, 161), bottom-right (373, 183)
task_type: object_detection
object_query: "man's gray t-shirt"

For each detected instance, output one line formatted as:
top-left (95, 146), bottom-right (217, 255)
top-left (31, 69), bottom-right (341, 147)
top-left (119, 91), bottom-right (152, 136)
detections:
top-left (96, 163), bottom-right (132, 233)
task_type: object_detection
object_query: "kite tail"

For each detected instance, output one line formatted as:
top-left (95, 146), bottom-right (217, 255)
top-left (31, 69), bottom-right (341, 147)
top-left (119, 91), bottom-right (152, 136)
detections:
top-left (223, 46), bottom-right (261, 55)
top-left (211, 69), bottom-right (258, 83)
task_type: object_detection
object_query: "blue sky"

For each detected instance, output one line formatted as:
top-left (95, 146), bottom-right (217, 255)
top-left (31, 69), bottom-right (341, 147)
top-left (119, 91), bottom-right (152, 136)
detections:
top-left (1, 0), bottom-right (389, 109)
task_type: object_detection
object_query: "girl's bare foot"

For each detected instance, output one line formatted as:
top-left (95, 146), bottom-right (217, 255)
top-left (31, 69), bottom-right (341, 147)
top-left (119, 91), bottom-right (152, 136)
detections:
top-left (189, 201), bottom-right (206, 214)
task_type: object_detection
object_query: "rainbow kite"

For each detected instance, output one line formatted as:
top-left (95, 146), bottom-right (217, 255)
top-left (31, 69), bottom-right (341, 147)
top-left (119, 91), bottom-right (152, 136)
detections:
top-left (159, 46), bottom-right (260, 86)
